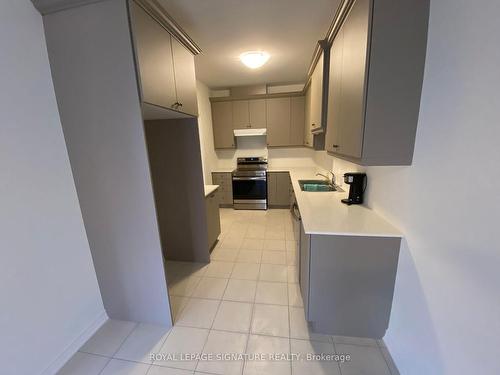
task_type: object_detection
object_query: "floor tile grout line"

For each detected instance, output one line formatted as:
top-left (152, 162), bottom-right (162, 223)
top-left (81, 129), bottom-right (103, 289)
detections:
top-left (172, 292), bottom-right (300, 309)
top-left (171, 322), bottom-right (331, 343)
top-left (78, 329), bottom-right (337, 367)
top-left (195, 265), bottom-right (234, 374)
top-left (332, 340), bottom-right (344, 375)
top-left (242, 261), bottom-right (260, 375)
top-left (94, 321), bottom-right (141, 375)
top-left (286, 279), bottom-right (292, 374)
top-left (110, 322), bottom-right (139, 356)
top-left (116, 322), bottom-right (173, 372)
top-left (169, 276), bottom-right (295, 286)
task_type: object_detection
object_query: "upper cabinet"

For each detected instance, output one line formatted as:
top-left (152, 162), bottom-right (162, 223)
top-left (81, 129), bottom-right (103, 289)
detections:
top-left (211, 94), bottom-right (305, 149)
top-left (309, 53), bottom-right (324, 134)
top-left (303, 84), bottom-right (313, 147)
top-left (303, 48), bottom-right (327, 150)
top-left (266, 96), bottom-right (305, 147)
top-left (131, 1), bottom-right (176, 111)
top-left (290, 96), bottom-right (305, 146)
top-left (248, 99), bottom-right (267, 128)
top-left (130, 1), bottom-right (198, 117)
top-left (232, 100), bottom-right (250, 129)
top-left (211, 101), bottom-right (235, 149)
top-left (171, 37), bottom-right (198, 116)
top-left (325, 30), bottom-right (343, 154)
top-left (232, 99), bottom-right (266, 129)
top-left (266, 97), bottom-right (291, 146)
top-left (325, 0), bottom-right (429, 165)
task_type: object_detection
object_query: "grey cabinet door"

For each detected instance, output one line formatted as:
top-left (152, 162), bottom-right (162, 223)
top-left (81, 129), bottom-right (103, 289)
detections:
top-left (299, 221), bottom-right (311, 319)
top-left (130, 1), bottom-right (176, 110)
top-left (325, 29), bottom-right (343, 153)
top-left (233, 100), bottom-right (250, 129)
top-left (212, 102), bottom-right (235, 149)
top-left (267, 172), bottom-right (291, 206)
top-left (171, 37), bottom-right (198, 116)
top-left (205, 191), bottom-right (221, 249)
top-left (338, 0), bottom-right (370, 158)
top-left (267, 172), bottom-right (277, 205)
top-left (276, 173), bottom-right (291, 206)
top-left (221, 173), bottom-right (233, 205)
top-left (310, 54), bottom-right (323, 132)
top-left (266, 97), bottom-right (291, 146)
top-left (290, 96), bottom-right (305, 146)
top-left (249, 99), bottom-right (267, 128)
top-left (304, 85), bottom-right (313, 147)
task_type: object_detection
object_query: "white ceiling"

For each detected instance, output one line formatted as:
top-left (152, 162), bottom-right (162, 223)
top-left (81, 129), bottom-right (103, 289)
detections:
top-left (157, 0), bottom-right (340, 89)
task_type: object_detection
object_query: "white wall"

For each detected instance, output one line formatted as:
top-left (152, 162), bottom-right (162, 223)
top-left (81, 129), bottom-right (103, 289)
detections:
top-left (196, 81), bottom-right (219, 182)
top-left (316, 0), bottom-right (500, 373)
top-left (0, 1), bottom-right (105, 375)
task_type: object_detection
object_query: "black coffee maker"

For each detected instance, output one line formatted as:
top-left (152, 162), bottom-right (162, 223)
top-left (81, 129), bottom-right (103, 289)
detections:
top-left (341, 172), bottom-right (367, 205)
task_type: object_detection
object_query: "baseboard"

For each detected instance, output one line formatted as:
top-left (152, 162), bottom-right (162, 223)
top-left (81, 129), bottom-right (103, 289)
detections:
top-left (40, 310), bottom-right (108, 375)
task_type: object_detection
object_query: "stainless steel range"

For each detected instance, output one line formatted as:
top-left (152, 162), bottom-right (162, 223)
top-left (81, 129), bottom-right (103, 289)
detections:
top-left (232, 157), bottom-right (268, 210)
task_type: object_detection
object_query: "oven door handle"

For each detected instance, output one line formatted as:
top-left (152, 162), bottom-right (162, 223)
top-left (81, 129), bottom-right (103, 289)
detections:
top-left (232, 177), bottom-right (267, 181)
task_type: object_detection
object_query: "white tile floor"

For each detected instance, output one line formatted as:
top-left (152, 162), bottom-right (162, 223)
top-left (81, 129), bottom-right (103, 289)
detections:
top-left (58, 209), bottom-right (398, 375)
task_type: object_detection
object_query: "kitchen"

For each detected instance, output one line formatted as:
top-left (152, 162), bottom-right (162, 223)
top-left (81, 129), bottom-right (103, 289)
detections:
top-left (14, 0), bottom-right (486, 374)
top-left (42, 0), bottom-right (425, 373)
top-left (154, 0), bottom-right (425, 373)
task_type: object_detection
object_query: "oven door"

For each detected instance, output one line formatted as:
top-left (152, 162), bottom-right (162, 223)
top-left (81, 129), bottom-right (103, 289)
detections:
top-left (232, 176), bottom-right (267, 209)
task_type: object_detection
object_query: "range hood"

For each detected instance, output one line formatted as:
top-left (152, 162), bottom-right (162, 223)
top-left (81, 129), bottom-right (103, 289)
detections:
top-left (233, 128), bottom-right (267, 137)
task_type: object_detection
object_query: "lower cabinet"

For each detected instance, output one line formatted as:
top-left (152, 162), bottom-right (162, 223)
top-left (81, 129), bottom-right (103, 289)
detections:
top-left (298, 221), bottom-right (401, 338)
top-left (299, 222), bottom-right (311, 318)
top-left (211, 172), bottom-right (233, 206)
top-left (267, 172), bottom-right (292, 207)
top-left (205, 189), bottom-right (221, 250)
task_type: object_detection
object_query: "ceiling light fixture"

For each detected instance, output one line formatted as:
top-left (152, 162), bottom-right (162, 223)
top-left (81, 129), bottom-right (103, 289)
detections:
top-left (239, 51), bottom-right (270, 69)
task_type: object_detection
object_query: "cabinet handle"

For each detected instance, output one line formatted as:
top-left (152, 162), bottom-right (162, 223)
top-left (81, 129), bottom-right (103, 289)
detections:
top-left (171, 102), bottom-right (178, 108)
top-left (178, 102), bottom-right (183, 107)
top-left (332, 144), bottom-right (339, 148)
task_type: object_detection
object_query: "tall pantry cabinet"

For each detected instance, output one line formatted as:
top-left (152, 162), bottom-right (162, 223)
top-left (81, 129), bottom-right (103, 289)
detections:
top-left (41, 0), bottom-right (205, 326)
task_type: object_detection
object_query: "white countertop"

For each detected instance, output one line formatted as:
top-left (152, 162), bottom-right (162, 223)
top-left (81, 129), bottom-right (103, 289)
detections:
top-left (286, 168), bottom-right (402, 237)
top-left (204, 185), bottom-right (219, 197)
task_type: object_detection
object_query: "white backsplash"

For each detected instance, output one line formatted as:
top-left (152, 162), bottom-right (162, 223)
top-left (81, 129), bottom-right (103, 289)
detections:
top-left (313, 150), bottom-right (364, 189)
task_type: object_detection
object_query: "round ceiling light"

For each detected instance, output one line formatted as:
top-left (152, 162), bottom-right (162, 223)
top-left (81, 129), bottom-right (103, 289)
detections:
top-left (239, 51), bottom-right (270, 69)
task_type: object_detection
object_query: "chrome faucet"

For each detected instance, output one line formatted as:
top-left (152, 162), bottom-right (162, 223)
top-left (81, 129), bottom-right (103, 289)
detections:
top-left (316, 171), bottom-right (335, 186)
